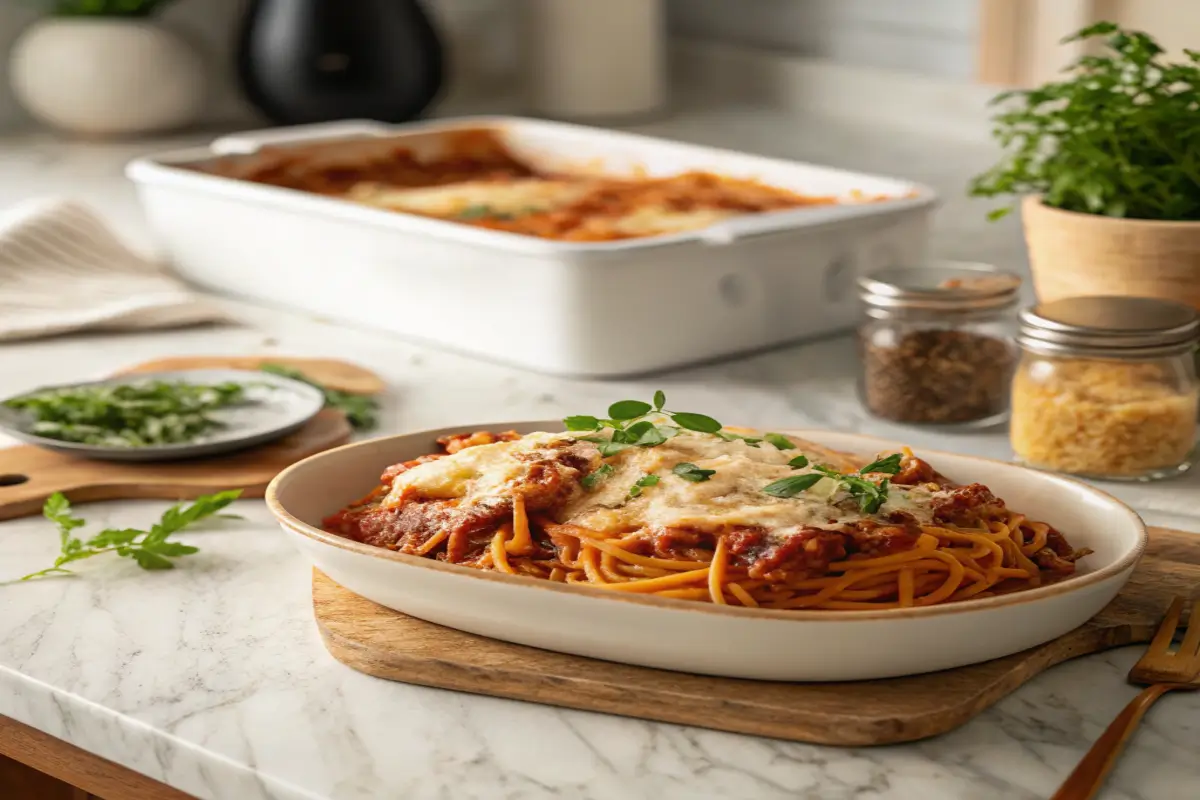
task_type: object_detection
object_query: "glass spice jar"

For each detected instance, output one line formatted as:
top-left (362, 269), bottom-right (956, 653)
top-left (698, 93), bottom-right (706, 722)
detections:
top-left (1012, 296), bottom-right (1200, 481)
top-left (857, 263), bottom-right (1021, 427)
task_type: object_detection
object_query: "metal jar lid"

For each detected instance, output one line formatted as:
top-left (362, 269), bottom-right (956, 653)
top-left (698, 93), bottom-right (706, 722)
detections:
top-left (1017, 296), bottom-right (1200, 357)
top-left (858, 262), bottom-right (1022, 317)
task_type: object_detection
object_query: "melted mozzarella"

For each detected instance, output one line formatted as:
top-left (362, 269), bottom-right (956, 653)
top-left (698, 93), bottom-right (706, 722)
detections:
top-left (560, 430), bottom-right (938, 536)
top-left (383, 427), bottom-right (941, 539)
top-left (346, 179), bottom-right (595, 217)
top-left (382, 431), bottom-right (579, 506)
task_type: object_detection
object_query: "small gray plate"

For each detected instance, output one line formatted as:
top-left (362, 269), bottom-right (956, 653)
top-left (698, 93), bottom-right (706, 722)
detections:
top-left (0, 369), bottom-right (327, 462)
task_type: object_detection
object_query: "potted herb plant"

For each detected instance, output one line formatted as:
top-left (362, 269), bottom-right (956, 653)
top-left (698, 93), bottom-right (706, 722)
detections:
top-left (970, 23), bottom-right (1200, 309)
top-left (8, 0), bottom-right (206, 136)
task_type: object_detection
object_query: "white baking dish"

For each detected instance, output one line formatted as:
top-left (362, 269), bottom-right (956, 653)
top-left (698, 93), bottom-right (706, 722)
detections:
top-left (127, 116), bottom-right (937, 377)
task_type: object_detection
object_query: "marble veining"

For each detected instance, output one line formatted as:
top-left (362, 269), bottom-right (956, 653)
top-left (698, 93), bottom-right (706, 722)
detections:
top-left (2, 99), bottom-right (1200, 800)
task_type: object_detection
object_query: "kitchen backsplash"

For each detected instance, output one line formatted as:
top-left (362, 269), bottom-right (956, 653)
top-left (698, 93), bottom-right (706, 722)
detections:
top-left (0, 0), bottom-right (978, 131)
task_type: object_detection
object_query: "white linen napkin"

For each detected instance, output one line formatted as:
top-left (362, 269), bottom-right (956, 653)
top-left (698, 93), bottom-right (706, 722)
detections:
top-left (0, 198), bottom-right (229, 342)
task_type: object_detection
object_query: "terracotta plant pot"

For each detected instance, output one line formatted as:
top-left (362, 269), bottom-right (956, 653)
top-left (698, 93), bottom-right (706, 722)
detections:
top-left (1021, 195), bottom-right (1200, 310)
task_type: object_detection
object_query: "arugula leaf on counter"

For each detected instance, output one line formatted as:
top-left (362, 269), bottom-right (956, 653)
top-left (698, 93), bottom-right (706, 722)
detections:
top-left (259, 364), bottom-right (379, 431)
top-left (15, 490), bottom-right (243, 582)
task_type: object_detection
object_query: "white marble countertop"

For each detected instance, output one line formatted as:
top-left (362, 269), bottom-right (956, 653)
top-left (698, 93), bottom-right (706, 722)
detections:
top-left (2, 99), bottom-right (1199, 800)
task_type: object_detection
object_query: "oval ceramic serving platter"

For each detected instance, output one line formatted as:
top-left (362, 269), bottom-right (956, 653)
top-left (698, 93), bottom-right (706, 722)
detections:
top-left (266, 421), bottom-right (1147, 682)
top-left (0, 369), bottom-right (326, 462)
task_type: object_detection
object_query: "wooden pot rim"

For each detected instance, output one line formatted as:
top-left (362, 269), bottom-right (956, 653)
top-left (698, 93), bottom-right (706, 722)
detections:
top-left (1021, 195), bottom-right (1200, 230)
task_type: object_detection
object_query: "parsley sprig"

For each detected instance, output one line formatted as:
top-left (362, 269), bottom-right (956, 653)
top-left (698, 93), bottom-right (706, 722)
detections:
top-left (762, 453), bottom-right (904, 513)
top-left (15, 490), bottom-right (243, 581)
top-left (564, 391), bottom-right (723, 457)
top-left (260, 364), bottom-right (379, 431)
top-left (970, 23), bottom-right (1200, 221)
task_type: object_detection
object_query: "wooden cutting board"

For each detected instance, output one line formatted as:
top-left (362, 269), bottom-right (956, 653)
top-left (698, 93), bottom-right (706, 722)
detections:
top-left (0, 356), bottom-right (383, 521)
top-left (313, 526), bottom-right (1200, 747)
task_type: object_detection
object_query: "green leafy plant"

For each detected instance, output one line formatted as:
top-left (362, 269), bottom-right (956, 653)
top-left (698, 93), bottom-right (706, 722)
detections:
top-left (563, 391), bottom-right (723, 457)
top-left (970, 22), bottom-right (1200, 221)
top-left (16, 490), bottom-right (242, 581)
top-left (29, 0), bottom-right (177, 16)
top-left (259, 364), bottom-right (379, 431)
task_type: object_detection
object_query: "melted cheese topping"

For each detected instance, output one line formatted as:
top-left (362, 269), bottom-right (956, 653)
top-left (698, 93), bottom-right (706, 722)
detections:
top-left (347, 179), bottom-right (596, 218)
top-left (384, 428), bottom-right (941, 539)
top-left (561, 431), bottom-right (937, 537)
top-left (383, 431), bottom-right (581, 506)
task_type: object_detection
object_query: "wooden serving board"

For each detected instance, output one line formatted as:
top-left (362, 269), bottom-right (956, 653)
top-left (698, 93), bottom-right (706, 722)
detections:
top-left (0, 356), bottom-right (384, 521)
top-left (314, 526), bottom-right (1200, 747)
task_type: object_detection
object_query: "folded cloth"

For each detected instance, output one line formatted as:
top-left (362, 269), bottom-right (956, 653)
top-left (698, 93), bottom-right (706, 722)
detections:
top-left (0, 198), bottom-right (230, 342)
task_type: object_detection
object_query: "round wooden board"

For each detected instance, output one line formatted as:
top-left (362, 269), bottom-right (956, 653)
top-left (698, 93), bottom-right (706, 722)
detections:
top-left (312, 527), bottom-right (1200, 747)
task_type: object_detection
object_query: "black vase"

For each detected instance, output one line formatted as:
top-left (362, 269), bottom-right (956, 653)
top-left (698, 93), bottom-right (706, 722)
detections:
top-left (236, 0), bottom-right (445, 125)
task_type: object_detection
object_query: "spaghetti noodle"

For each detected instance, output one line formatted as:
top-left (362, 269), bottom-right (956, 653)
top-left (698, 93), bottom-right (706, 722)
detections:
top-left (322, 425), bottom-right (1090, 610)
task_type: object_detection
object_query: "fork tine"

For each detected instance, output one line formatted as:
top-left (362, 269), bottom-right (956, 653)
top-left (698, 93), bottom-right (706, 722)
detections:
top-left (1178, 598), bottom-right (1200, 658)
top-left (1149, 597), bottom-right (1186, 654)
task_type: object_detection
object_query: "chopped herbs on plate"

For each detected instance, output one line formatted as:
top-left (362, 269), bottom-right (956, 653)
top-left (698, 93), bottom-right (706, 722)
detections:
top-left (3, 380), bottom-right (246, 447)
top-left (14, 489), bottom-right (243, 582)
top-left (259, 364), bottom-right (379, 431)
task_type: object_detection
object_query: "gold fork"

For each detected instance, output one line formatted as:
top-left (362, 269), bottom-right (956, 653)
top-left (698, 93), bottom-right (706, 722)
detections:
top-left (1051, 597), bottom-right (1200, 800)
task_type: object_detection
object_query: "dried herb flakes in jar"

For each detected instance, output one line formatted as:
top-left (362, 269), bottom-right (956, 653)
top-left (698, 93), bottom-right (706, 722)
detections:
top-left (861, 329), bottom-right (1015, 424)
top-left (857, 264), bottom-right (1021, 427)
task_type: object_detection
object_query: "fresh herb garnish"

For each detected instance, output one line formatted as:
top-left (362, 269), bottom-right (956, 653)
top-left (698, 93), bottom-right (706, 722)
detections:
top-left (764, 432), bottom-right (795, 450)
top-left (673, 462), bottom-right (715, 483)
top-left (564, 392), bottom-right (723, 455)
top-left (629, 474), bottom-right (660, 498)
top-left (717, 431), bottom-right (762, 447)
top-left (582, 464), bottom-right (614, 490)
top-left (859, 453), bottom-right (904, 475)
top-left (787, 454), bottom-right (810, 468)
top-left (15, 490), bottom-right (242, 581)
top-left (762, 473), bottom-right (825, 498)
top-left (762, 453), bottom-right (904, 514)
top-left (457, 204), bottom-right (516, 221)
top-left (260, 364), bottom-right (379, 431)
top-left (970, 22), bottom-right (1200, 222)
top-left (3, 380), bottom-right (245, 447)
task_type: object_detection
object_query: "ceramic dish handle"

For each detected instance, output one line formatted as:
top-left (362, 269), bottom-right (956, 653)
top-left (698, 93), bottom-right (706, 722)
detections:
top-left (210, 120), bottom-right (395, 155)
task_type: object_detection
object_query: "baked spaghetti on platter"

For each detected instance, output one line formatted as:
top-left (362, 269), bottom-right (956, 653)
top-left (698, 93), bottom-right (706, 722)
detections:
top-left (322, 394), bottom-right (1090, 611)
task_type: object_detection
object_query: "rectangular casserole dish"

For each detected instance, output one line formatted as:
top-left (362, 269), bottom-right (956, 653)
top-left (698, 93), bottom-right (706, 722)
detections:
top-left (126, 116), bottom-right (938, 378)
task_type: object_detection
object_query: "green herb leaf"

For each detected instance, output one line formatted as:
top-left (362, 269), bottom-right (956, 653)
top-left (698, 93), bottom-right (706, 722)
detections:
top-left (628, 474), bottom-right (660, 498)
top-left (717, 431), bottom-right (762, 447)
top-left (673, 462), bottom-right (716, 483)
top-left (762, 473), bottom-right (825, 498)
top-left (564, 415), bottom-right (601, 431)
top-left (764, 432), bottom-right (796, 450)
top-left (787, 454), bottom-right (810, 468)
top-left (15, 489), bottom-right (243, 582)
top-left (608, 400), bottom-right (653, 420)
top-left (582, 464), bottom-right (614, 490)
top-left (595, 441), bottom-right (633, 460)
top-left (669, 412), bottom-right (722, 434)
top-left (860, 453), bottom-right (904, 475)
top-left (260, 364), bottom-right (379, 431)
top-left (653, 390), bottom-right (666, 410)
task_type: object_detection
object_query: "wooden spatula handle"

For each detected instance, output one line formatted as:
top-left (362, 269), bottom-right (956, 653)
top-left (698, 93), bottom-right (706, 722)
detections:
top-left (1050, 683), bottom-right (1182, 800)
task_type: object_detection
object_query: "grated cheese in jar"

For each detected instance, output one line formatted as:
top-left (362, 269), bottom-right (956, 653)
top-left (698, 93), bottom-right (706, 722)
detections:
top-left (1011, 357), bottom-right (1198, 478)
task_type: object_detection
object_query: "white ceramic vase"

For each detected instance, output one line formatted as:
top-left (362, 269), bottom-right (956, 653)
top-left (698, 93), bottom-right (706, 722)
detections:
top-left (9, 18), bottom-right (206, 137)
